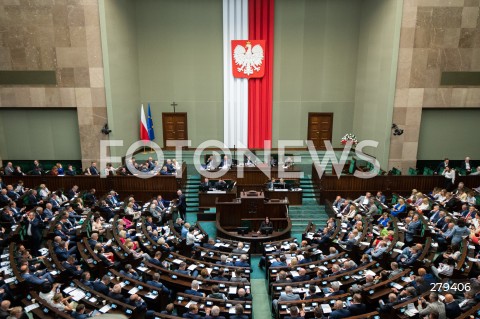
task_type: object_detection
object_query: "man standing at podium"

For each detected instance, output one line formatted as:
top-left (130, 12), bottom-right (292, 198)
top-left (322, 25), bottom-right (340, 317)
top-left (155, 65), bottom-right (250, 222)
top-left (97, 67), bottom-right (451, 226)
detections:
top-left (176, 189), bottom-right (187, 220)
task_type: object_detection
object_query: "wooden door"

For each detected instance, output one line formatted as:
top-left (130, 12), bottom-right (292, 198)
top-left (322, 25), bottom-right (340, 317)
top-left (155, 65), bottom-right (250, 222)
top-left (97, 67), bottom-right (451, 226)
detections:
top-left (162, 112), bottom-right (188, 148)
top-left (307, 113), bottom-right (333, 150)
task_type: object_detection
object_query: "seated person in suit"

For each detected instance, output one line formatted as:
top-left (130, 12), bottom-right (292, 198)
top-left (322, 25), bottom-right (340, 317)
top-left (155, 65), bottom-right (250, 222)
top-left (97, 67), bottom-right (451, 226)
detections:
top-left (175, 262), bottom-right (190, 275)
top-left (20, 264), bottom-right (54, 285)
top-left (185, 280), bottom-right (205, 297)
top-left (292, 268), bottom-right (310, 282)
top-left (347, 293), bottom-right (367, 316)
top-left (257, 216), bottom-right (274, 234)
top-left (230, 304), bottom-right (248, 319)
top-left (61, 255), bottom-right (83, 277)
top-left (146, 272), bottom-right (170, 294)
top-left (160, 303), bottom-right (175, 315)
top-left (234, 254), bottom-right (250, 267)
top-left (230, 269), bottom-right (248, 283)
top-left (91, 275), bottom-right (111, 295)
top-left (272, 286), bottom-right (300, 313)
top-left (220, 155), bottom-right (231, 169)
top-left (71, 304), bottom-right (90, 319)
top-left (214, 179), bottom-right (227, 190)
top-left (119, 264), bottom-right (139, 280)
top-left (274, 178), bottom-right (287, 189)
top-left (304, 285), bottom-right (322, 300)
top-left (80, 271), bottom-right (94, 288)
top-left (203, 238), bottom-right (218, 251)
top-left (267, 178), bottom-right (276, 190)
top-left (329, 300), bottom-right (351, 319)
top-left (328, 281), bottom-right (345, 296)
top-left (215, 255), bottom-right (233, 266)
top-left (285, 306), bottom-right (304, 319)
top-left (235, 288), bottom-right (252, 301)
top-left (204, 306), bottom-right (226, 319)
top-left (108, 284), bottom-right (127, 303)
top-left (199, 178), bottom-right (211, 191)
top-left (182, 304), bottom-right (201, 319)
top-left (207, 285), bottom-right (228, 301)
top-left (244, 155), bottom-right (255, 167)
top-left (232, 242), bottom-right (247, 254)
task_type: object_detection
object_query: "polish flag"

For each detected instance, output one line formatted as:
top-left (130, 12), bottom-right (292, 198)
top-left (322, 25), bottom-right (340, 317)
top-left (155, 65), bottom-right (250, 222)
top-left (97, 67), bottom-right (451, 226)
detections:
top-left (140, 104), bottom-right (149, 141)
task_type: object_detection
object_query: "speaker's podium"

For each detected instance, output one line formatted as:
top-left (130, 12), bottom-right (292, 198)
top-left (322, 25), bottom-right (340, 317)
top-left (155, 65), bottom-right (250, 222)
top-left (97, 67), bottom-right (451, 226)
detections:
top-left (215, 190), bottom-right (292, 253)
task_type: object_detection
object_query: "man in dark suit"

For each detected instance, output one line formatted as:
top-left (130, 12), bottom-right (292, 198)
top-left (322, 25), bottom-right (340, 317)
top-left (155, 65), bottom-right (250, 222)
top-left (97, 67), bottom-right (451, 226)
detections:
top-left (435, 158), bottom-right (449, 174)
top-left (54, 240), bottom-right (76, 261)
top-left (173, 218), bottom-right (183, 234)
top-left (148, 251), bottom-right (163, 267)
top-left (146, 272), bottom-right (170, 294)
top-left (71, 304), bottom-right (90, 319)
top-left (22, 211), bottom-right (44, 256)
top-left (108, 284), bottom-right (127, 303)
top-left (204, 306), bottom-right (226, 319)
top-left (0, 190), bottom-right (12, 207)
top-left (347, 294), bottom-right (367, 316)
top-left (20, 264), bottom-right (53, 285)
top-left (67, 185), bottom-right (79, 200)
top-left (284, 306), bottom-right (304, 319)
top-left (182, 304), bottom-right (201, 319)
top-left (119, 264), bottom-right (139, 280)
top-left (65, 165), bottom-right (76, 176)
top-left (62, 256), bottom-right (83, 277)
top-left (444, 294), bottom-right (461, 319)
top-left (405, 215), bottom-right (422, 244)
top-left (84, 188), bottom-right (96, 206)
top-left (31, 160), bottom-right (42, 175)
top-left (92, 275), bottom-right (111, 295)
top-left (87, 162), bottom-right (99, 175)
top-left (99, 200), bottom-right (115, 221)
top-left (292, 268), bottom-right (310, 282)
top-left (49, 194), bottom-right (61, 211)
top-left (328, 300), bottom-right (351, 319)
top-left (5, 185), bottom-right (19, 202)
top-left (184, 280), bottom-right (204, 297)
top-left (203, 239), bottom-right (218, 251)
top-left (214, 179), bottom-right (227, 190)
top-left (230, 304), bottom-right (248, 319)
top-left (176, 189), bottom-right (187, 220)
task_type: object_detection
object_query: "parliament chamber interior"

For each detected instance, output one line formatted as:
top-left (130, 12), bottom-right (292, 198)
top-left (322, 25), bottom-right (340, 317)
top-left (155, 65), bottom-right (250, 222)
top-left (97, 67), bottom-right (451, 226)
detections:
top-left (1, 0), bottom-right (480, 319)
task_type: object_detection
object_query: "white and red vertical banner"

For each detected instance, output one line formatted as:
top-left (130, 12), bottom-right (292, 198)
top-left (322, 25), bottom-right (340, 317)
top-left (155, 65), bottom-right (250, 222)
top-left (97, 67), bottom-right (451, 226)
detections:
top-left (223, 0), bottom-right (274, 149)
top-left (248, 0), bottom-right (274, 148)
top-left (140, 104), bottom-right (149, 141)
top-left (223, 0), bottom-right (249, 148)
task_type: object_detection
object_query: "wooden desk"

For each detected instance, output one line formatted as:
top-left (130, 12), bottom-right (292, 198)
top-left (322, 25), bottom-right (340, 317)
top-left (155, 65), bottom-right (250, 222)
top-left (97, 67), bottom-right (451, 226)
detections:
top-left (2, 163), bottom-right (187, 202)
top-left (198, 190), bottom-right (237, 209)
top-left (216, 192), bottom-right (288, 229)
top-left (215, 192), bottom-right (291, 253)
top-left (264, 189), bottom-right (302, 205)
top-left (203, 166), bottom-right (301, 190)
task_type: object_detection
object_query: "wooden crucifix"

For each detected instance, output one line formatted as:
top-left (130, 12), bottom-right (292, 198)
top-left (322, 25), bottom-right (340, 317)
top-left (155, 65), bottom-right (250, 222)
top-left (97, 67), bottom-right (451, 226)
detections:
top-left (171, 101), bottom-right (178, 113)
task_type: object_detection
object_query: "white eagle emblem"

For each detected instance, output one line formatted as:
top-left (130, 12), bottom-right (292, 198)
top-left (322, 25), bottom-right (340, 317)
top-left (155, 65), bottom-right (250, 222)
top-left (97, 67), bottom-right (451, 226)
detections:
top-left (233, 41), bottom-right (264, 76)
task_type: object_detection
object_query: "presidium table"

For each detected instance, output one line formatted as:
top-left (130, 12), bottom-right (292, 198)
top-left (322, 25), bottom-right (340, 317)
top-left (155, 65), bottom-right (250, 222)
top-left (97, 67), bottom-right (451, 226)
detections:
top-left (215, 190), bottom-right (292, 253)
top-left (198, 166), bottom-right (303, 210)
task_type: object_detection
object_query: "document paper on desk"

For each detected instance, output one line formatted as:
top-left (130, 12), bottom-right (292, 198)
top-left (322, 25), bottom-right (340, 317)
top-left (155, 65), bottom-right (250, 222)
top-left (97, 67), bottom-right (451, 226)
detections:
top-left (24, 303), bottom-right (40, 313)
top-left (321, 304), bottom-right (332, 313)
top-left (69, 288), bottom-right (86, 301)
top-left (99, 305), bottom-right (112, 313)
